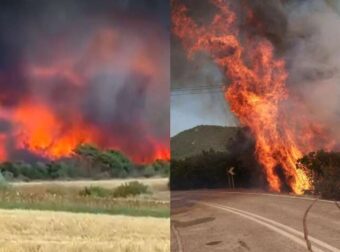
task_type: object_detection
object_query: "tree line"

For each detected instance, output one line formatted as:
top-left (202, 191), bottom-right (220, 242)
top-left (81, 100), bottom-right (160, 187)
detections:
top-left (171, 128), bottom-right (340, 200)
top-left (0, 144), bottom-right (169, 181)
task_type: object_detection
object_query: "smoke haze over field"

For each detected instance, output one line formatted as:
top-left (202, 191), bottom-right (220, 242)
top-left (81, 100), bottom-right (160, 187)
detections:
top-left (0, 0), bottom-right (170, 163)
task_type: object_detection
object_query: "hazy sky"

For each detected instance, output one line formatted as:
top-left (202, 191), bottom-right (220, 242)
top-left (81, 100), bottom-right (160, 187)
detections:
top-left (170, 92), bottom-right (236, 136)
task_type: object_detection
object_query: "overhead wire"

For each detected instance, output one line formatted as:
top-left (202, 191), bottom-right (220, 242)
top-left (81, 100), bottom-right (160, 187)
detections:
top-left (171, 84), bottom-right (226, 96)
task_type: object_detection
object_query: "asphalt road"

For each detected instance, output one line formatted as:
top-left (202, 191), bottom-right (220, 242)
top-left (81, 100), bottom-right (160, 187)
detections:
top-left (171, 190), bottom-right (340, 252)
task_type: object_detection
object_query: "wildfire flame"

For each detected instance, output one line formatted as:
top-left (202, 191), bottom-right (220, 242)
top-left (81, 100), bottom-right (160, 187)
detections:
top-left (172, 0), bottom-right (335, 194)
top-left (0, 26), bottom-right (170, 164)
top-left (12, 101), bottom-right (97, 160)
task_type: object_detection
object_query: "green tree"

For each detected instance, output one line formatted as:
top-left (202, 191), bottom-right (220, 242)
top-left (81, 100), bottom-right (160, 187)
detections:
top-left (152, 159), bottom-right (170, 177)
top-left (75, 144), bottom-right (133, 178)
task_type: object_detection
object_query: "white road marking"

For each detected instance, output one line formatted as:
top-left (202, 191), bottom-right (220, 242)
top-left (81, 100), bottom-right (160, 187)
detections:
top-left (171, 223), bottom-right (183, 252)
top-left (200, 191), bottom-right (336, 204)
top-left (193, 201), bottom-right (340, 252)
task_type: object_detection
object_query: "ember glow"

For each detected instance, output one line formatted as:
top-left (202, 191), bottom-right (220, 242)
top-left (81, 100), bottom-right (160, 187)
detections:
top-left (0, 2), bottom-right (169, 164)
top-left (172, 0), bottom-right (335, 194)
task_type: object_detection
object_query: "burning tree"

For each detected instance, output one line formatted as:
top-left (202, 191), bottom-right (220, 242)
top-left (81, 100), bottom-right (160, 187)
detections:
top-left (172, 0), bottom-right (336, 194)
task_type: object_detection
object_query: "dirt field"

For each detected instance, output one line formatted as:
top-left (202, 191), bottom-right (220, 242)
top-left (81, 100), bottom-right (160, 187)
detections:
top-left (0, 209), bottom-right (170, 252)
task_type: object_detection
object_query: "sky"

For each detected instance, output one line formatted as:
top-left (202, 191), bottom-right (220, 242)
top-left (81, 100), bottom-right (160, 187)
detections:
top-left (170, 92), bottom-right (236, 136)
top-left (170, 0), bottom-right (238, 137)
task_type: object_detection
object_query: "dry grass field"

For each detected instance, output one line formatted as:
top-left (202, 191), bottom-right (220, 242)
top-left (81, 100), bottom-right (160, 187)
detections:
top-left (0, 209), bottom-right (170, 252)
top-left (0, 178), bottom-right (170, 218)
top-left (11, 178), bottom-right (169, 201)
top-left (0, 178), bottom-right (170, 251)
top-left (12, 178), bottom-right (168, 190)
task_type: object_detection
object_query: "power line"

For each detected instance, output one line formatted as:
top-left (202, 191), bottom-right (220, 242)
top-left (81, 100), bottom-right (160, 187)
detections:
top-left (171, 84), bottom-right (226, 96)
top-left (172, 84), bottom-right (225, 91)
top-left (171, 90), bottom-right (225, 96)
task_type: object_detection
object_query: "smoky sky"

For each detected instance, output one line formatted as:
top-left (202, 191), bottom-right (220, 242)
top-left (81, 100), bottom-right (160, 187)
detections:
top-left (171, 0), bottom-right (235, 136)
top-left (0, 0), bottom-right (169, 162)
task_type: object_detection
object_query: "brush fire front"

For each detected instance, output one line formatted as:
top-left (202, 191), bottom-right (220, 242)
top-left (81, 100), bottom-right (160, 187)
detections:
top-left (0, 17), bottom-right (169, 164)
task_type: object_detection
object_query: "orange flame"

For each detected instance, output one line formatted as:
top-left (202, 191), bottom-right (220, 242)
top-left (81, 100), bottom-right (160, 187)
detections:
top-left (0, 27), bottom-right (169, 164)
top-left (12, 101), bottom-right (98, 159)
top-left (0, 133), bottom-right (7, 161)
top-left (5, 100), bottom-right (169, 163)
top-left (172, 0), bottom-right (334, 194)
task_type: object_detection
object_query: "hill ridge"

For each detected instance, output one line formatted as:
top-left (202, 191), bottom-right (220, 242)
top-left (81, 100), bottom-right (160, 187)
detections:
top-left (171, 125), bottom-right (239, 160)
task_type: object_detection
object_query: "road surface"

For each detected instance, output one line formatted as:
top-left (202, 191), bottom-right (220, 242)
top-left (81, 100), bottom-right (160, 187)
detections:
top-left (171, 190), bottom-right (340, 252)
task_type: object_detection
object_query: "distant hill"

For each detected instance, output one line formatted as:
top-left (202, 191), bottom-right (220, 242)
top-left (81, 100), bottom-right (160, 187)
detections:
top-left (171, 125), bottom-right (239, 160)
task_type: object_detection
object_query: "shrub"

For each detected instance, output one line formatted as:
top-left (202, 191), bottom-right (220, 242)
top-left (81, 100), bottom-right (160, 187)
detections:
top-left (0, 162), bottom-right (20, 177)
top-left (152, 160), bottom-right (170, 177)
top-left (143, 165), bottom-right (156, 178)
top-left (79, 186), bottom-right (112, 197)
top-left (171, 150), bottom-right (233, 190)
top-left (2, 171), bottom-right (14, 181)
top-left (298, 150), bottom-right (340, 200)
top-left (0, 172), bottom-right (9, 189)
top-left (316, 178), bottom-right (340, 200)
top-left (113, 181), bottom-right (149, 198)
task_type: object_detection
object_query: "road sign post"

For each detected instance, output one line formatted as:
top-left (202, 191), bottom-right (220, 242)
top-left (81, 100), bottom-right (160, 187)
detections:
top-left (227, 167), bottom-right (235, 189)
top-left (227, 172), bottom-right (231, 188)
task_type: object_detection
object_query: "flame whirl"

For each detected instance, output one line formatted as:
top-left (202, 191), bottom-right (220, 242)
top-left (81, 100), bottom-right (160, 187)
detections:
top-left (172, 0), bottom-right (334, 194)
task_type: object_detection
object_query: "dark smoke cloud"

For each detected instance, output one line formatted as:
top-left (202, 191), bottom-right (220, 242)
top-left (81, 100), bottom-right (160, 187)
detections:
top-left (0, 0), bottom-right (169, 161)
top-left (244, 0), bottom-right (287, 49)
top-left (236, 0), bottom-right (340, 148)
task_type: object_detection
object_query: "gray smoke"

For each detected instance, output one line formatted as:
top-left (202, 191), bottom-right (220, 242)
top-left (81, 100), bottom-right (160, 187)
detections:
top-left (283, 0), bottom-right (340, 147)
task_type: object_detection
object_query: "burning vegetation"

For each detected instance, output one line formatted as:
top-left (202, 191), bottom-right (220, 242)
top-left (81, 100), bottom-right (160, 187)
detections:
top-left (172, 0), bottom-right (338, 194)
top-left (0, 1), bottom-right (169, 164)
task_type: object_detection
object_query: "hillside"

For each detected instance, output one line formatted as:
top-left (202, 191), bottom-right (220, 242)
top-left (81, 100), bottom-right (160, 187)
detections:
top-left (171, 125), bottom-right (239, 160)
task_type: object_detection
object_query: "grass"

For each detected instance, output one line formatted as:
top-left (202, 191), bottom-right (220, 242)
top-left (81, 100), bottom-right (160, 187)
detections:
top-left (79, 186), bottom-right (114, 197)
top-left (0, 178), bottom-right (170, 251)
top-left (0, 179), bottom-right (169, 218)
top-left (0, 209), bottom-right (170, 252)
top-left (0, 201), bottom-right (169, 218)
top-left (11, 178), bottom-right (168, 190)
